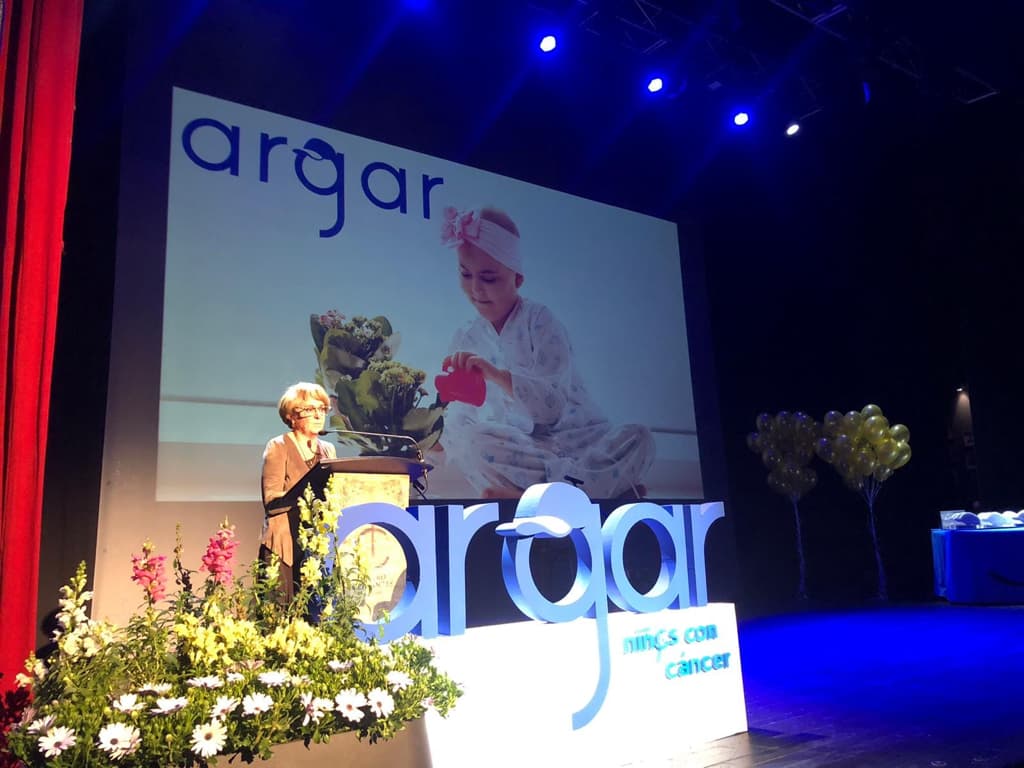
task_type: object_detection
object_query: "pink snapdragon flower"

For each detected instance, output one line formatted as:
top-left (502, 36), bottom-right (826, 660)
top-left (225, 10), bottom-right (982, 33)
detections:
top-left (131, 541), bottom-right (167, 603)
top-left (201, 522), bottom-right (239, 585)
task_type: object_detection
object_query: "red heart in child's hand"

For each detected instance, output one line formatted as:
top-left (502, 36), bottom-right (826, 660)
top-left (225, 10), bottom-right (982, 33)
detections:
top-left (435, 367), bottom-right (486, 406)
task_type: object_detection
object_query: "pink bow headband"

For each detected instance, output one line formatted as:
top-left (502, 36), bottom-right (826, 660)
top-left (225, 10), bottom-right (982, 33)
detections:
top-left (440, 207), bottom-right (522, 274)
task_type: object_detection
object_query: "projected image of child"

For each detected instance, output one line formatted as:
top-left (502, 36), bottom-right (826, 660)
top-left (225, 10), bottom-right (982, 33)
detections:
top-left (436, 206), bottom-right (655, 499)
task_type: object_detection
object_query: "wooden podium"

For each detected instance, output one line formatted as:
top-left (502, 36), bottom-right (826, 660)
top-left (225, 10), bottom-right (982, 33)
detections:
top-left (284, 456), bottom-right (428, 621)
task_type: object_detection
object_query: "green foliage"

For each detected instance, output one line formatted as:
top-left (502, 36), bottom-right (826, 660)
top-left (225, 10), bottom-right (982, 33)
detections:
top-left (4, 490), bottom-right (460, 767)
top-left (311, 311), bottom-right (444, 458)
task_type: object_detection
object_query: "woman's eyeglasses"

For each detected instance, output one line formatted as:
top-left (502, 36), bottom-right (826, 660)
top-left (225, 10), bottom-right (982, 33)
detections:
top-left (295, 405), bottom-right (329, 418)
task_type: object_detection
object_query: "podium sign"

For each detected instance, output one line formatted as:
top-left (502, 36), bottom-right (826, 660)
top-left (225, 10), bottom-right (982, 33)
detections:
top-left (425, 604), bottom-right (746, 767)
top-left (293, 457), bottom-right (425, 622)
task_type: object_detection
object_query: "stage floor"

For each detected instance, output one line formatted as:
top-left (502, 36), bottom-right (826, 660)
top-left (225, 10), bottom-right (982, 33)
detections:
top-left (674, 603), bottom-right (1024, 768)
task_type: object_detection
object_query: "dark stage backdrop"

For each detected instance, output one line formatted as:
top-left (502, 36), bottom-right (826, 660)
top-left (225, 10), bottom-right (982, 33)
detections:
top-left (40, 0), bottom-right (732, 628)
top-left (45, 0), bottom-right (1023, 628)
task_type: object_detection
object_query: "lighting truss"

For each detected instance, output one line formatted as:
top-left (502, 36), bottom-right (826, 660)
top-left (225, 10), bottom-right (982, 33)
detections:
top-left (764, 0), bottom-right (999, 106)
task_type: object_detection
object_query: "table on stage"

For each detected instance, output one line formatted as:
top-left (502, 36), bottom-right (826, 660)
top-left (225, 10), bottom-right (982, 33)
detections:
top-left (932, 527), bottom-right (1024, 604)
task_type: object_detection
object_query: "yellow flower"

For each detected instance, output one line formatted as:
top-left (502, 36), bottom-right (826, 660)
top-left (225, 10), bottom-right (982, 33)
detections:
top-left (300, 556), bottom-right (323, 587)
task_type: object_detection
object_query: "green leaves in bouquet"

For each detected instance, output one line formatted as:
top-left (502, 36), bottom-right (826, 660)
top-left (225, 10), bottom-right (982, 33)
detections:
top-left (401, 402), bottom-right (445, 453)
top-left (330, 361), bottom-right (444, 457)
top-left (311, 309), bottom-right (445, 457)
top-left (312, 313), bottom-right (397, 388)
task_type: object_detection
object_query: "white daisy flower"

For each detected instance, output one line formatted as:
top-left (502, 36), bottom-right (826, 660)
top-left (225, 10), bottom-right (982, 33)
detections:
top-left (257, 670), bottom-right (289, 687)
top-left (327, 659), bottom-right (353, 672)
top-left (38, 726), bottom-right (76, 757)
top-left (299, 692), bottom-right (334, 726)
top-left (225, 672), bottom-right (244, 683)
top-left (367, 688), bottom-right (395, 718)
top-left (386, 670), bottom-right (413, 691)
top-left (210, 696), bottom-right (240, 720)
top-left (96, 722), bottom-right (141, 760)
top-left (334, 689), bottom-right (367, 723)
top-left (27, 715), bottom-right (55, 734)
top-left (242, 692), bottom-right (274, 716)
top-left (112, 694), bottom-right (143, 713)
top-left (190, 719), bottom-right (227, 758)
top-left (314, 696), bottom-right (334, 719)
top-left (186, 675), bottom-right (224, 689)
top-left (150, 696), bottom-right (189, 715)
top-left (137, 682), bottom-right (172, 695)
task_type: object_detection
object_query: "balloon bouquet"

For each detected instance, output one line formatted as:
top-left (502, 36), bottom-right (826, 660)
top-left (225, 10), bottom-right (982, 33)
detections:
top-left (747, 411), bottom-right (820, 600)
top-left (815, 404), bottom-right (911, 600)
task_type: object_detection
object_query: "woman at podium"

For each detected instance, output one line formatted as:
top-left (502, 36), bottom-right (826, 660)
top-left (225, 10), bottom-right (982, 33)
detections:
top-left (259, 382), bottom-right (337, 601)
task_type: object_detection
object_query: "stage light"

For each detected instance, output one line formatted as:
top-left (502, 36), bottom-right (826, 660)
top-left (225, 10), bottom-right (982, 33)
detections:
top-left (647, 77), bottom-right (664, 93)
top-left (539, 34), bottom-right (557, 53)
top-left (785, 122), bottom-right (800, 136)
top-left (733, 111), bottom-right (749, 126)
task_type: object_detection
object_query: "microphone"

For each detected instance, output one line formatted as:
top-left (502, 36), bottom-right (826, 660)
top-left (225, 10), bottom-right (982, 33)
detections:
top-left (317, 428), bottom-right (425, 464)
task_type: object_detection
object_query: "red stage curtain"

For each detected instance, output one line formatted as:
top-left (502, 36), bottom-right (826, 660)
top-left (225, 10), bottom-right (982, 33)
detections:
top-left (0, 0), bottom-right (84, 690)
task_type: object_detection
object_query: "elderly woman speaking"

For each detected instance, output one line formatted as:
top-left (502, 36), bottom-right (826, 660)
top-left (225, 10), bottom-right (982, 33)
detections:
top-left (260, 381), bottom-right (337, 602)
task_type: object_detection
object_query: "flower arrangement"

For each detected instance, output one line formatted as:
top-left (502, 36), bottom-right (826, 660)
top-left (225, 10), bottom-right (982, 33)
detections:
top-left (2, 479), bottom-right (460, 766)
top-left (311, 310), bottom-right (445, 457)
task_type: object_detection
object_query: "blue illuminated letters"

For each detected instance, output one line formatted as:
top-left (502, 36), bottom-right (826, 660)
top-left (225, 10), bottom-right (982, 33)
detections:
top-left (329, 482), bottom-right (725, 729)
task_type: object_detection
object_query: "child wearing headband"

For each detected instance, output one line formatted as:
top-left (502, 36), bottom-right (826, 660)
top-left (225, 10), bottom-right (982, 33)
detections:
top-left (438, 205), bottom-right (654, 499)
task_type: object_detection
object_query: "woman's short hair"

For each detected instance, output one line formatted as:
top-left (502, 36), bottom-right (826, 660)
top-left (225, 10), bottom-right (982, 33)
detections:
top-left (278, 382), bottom-right (330, 427)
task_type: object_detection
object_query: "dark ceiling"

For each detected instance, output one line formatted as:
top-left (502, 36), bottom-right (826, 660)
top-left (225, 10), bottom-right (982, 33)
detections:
top-left (529, 0), bottom-right (1020, 120)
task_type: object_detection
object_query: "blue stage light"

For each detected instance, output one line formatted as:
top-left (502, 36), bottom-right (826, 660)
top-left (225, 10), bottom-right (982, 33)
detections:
top-left (647, 77), bottom-right (664, 93)
top-left (539, 35), bottom-right (557, 53)
top-left (733, 111), bottom-right (750, 126)
top-left (785, 122), bottom-right (800, 136)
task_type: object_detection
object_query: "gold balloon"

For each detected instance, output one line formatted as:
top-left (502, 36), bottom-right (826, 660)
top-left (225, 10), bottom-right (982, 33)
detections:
top-left (862, 423), bottom-right (886, 446)
top-left (861, 403), bottom-right (883, 418)
top-left (861, 415), bottom-right (889, 446)
top-left (892, 444), bottom-right (912, 469)
top-left (890, 424), bottom-right (910, 443)
top-left (841, 412), bottom-right (863, 434)
top-left (864, 414), bottom-right (889, 432)
top-left (858, 452), bottom-right (877, 476)
top-left (873, 465), bottom-right (893, 482)
top-left (823, 410), bottom-right (843, 437)
top-left (876, 439), bottom-right (899, 465)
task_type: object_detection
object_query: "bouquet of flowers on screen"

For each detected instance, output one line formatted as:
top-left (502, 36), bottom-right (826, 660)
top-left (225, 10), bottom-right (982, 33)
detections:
top-left (311, 310), bottom-right (445, 458)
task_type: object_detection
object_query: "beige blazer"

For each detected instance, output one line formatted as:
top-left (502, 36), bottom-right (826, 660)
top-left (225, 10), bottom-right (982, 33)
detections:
top-left (260, 433), bottom-right (337, 566)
